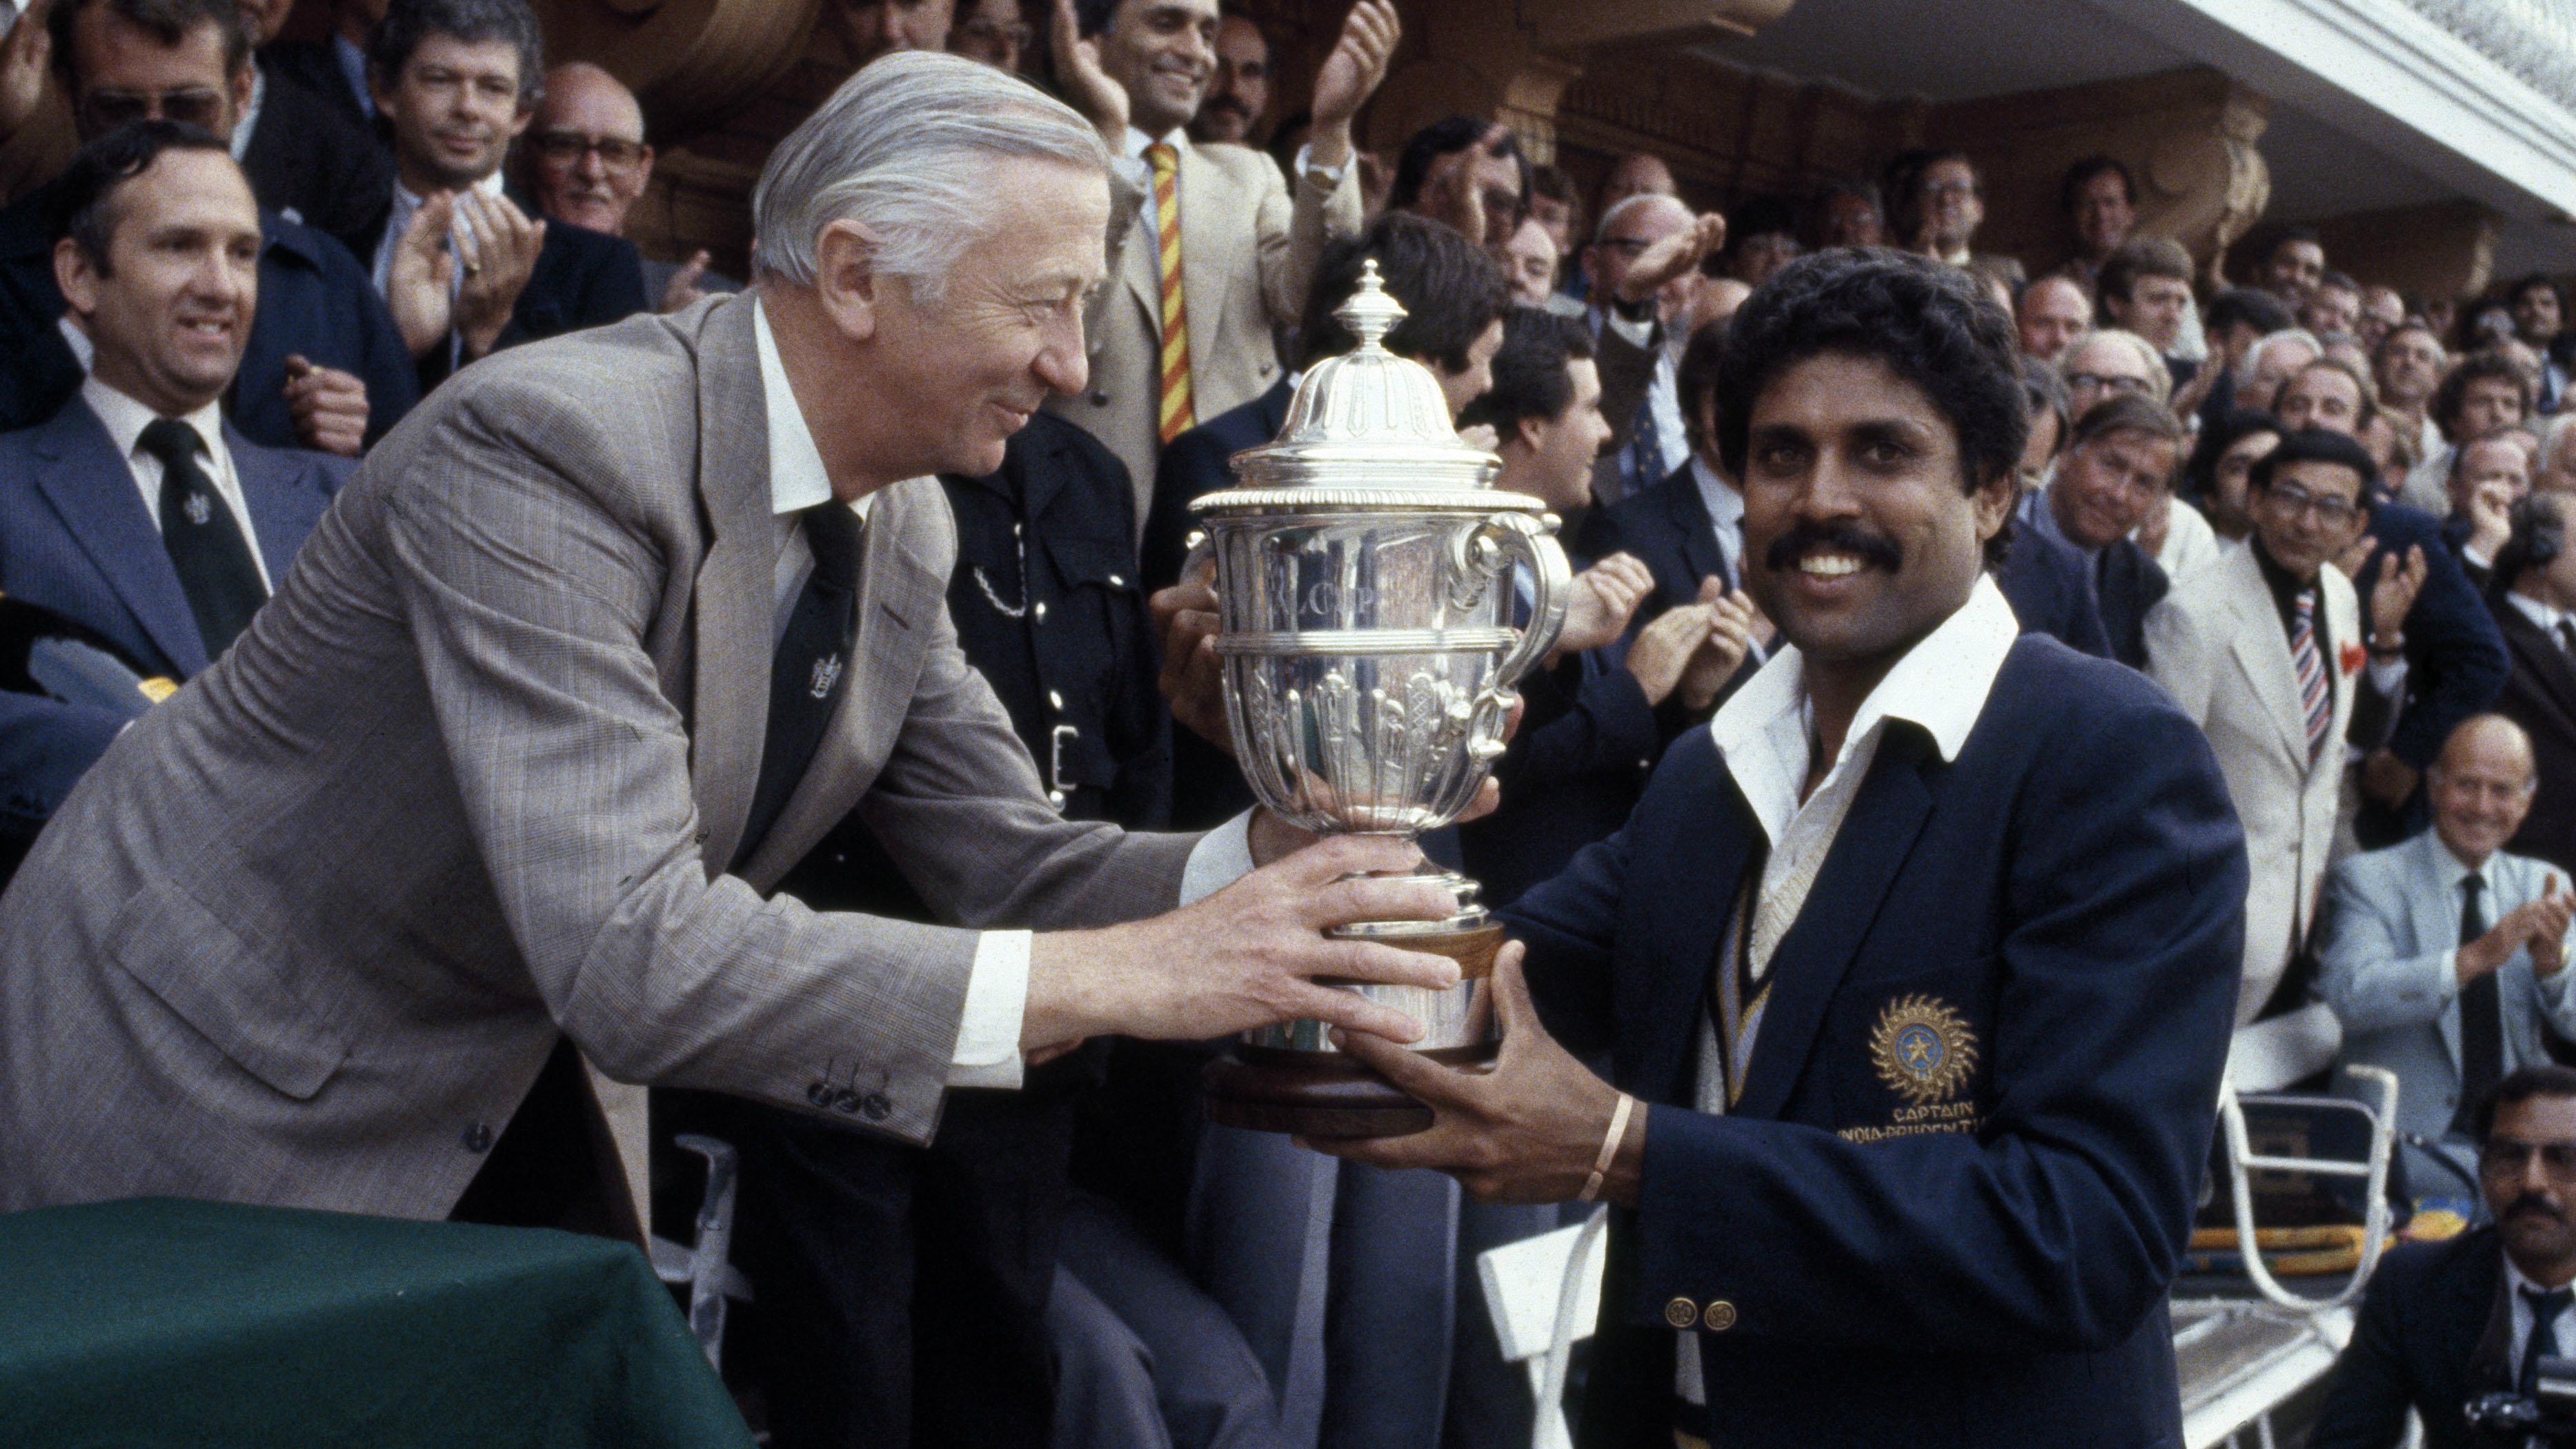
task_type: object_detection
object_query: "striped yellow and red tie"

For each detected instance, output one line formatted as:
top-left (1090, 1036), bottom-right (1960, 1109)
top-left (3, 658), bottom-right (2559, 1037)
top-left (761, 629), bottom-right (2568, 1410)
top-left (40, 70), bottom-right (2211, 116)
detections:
top-left (1147, 141), bottom-right (1194, 444)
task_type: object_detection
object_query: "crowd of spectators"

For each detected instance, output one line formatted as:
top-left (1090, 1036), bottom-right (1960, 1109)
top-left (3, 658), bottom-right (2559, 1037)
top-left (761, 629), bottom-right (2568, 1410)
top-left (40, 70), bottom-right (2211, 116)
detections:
top-left (3, 0), bottom-right (2576, 1443)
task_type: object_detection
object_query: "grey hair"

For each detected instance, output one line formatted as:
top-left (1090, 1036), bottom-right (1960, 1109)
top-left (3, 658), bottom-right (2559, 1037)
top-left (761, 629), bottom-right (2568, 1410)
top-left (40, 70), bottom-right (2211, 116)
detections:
top-left (2064, 327), bottom-right (2172, 405)
top-left (2241, 328), bottom-right (2323, 384)
top-left (752, 50), bottom-right (1111, 302)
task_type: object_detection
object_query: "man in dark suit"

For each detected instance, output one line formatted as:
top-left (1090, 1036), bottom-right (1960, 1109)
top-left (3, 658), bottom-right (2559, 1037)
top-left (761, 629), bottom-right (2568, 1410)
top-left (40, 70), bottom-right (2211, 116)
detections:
top-left (0, 124), bottom-right (348, 856)
top-left (0, 0), bottom-right (416, 453)
top-left (1141, 375), bottom-right (1288, 593)
top-left (260, 0), bottom-right (382, 135)
top-left (1307, 251), bottom-right (2246, 1447)
top-left (2489, 495), bottom-right (2576, 874)
top-left (357, 0), bottom-right (646, 392)
top-left (2310, 1067), bottom-right (2576, 1448)
top-left (237, 46), bottom-right (390, 254)
top-left (2012, 391), bottom-right (2179, 667)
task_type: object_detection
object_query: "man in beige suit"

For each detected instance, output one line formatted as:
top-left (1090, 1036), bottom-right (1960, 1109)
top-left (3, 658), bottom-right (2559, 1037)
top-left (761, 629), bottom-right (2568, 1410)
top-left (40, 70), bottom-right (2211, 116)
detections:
top-left (1044, 0), bottom-right (1394, 532)
top-left (0, 52), bottom-right (1465, 1216)
top-left (2149, 428), bottom-right (2404, 1025)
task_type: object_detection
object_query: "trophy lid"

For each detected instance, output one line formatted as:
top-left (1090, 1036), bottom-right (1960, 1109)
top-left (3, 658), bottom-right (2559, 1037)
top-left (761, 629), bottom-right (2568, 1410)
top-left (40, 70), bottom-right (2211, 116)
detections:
top-left (1194, 259), bottom-right (1534, 515)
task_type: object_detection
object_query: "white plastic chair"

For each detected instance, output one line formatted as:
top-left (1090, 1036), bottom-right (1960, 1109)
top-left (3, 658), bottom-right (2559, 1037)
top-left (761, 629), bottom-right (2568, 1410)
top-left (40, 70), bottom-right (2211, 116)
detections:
top-left (1476, 1208), bottom-right (1610, 1449)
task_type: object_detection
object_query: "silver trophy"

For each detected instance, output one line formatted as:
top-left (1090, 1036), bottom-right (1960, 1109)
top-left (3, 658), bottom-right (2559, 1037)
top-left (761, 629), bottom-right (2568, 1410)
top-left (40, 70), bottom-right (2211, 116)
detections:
top-left (1193, 261), bottom-right (1569, 1138)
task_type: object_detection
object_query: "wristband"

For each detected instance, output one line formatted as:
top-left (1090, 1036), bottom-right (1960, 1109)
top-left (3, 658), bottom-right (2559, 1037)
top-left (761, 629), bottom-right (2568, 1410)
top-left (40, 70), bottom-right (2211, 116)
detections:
top-left (1580, 1092), bottom-right (1636, 1203)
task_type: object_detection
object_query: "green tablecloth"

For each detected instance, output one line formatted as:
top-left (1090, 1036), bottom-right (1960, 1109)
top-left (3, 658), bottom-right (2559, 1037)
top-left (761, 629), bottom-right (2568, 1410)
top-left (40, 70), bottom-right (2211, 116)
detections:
top-left (0, 1197), bottom-right (755, 1449)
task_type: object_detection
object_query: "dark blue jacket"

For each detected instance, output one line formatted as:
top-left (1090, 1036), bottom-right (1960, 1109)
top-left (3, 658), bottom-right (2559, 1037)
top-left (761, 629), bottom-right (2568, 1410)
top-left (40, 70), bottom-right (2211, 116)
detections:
top-left (1140, 377), bottom-right (1293, 592)
top-left (2094, 536), bottom-right (2170, 669)
top-left (0, 187), bottom-right (419, 451)
top-left (2357, 501), bottom-right (2508, 771)
top-left (1499, 635), bottom-right (2247, 1448)
top-left (1993, 522), bottom-right (2112, 660)
top-left (1587, 461), bottom-right (1731, 620)
top-left (2308, 1226), bottom-right (2509, 1449)
top-left (0, 396), bottom-right (348, 836)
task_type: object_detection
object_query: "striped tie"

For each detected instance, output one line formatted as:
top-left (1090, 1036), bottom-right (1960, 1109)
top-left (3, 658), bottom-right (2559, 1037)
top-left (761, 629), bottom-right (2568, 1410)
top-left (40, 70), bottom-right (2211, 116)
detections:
top-left (2292, 591), bottom-right (2331, 762)
top-left (1147, 142), bottom-right (1194, 445)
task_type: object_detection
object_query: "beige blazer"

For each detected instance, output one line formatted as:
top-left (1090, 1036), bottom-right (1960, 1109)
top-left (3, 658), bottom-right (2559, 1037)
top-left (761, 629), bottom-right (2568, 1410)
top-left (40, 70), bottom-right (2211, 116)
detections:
top-left (0, 295), bottom-right (1198, 1217)
top-left (1047, 140), bottom-right (1362, 531)
top-left (2146, 539), bottom-right (2360, 1025)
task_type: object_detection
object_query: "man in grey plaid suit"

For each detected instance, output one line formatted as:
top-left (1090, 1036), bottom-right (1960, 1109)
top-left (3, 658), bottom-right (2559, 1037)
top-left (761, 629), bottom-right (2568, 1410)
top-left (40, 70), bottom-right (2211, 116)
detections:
top-left (0, 52), bottom-right (1459, 1217)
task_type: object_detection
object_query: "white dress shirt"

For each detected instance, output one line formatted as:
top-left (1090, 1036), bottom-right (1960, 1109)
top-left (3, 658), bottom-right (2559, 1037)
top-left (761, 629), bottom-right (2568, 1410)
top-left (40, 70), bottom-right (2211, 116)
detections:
top-left (2507, 1254), bottom-right (2576, 1381)
top-left (2154, 493), bottom-right (2223, 584)
top-left (751, 299), bottom-right (1253, 1089)
top-left (79, 376), bottom-right (272, 593)
top-left (1112, 126), bottom-right (1349, 217)
top-left (229, 65), bottom-right (264, 165)
top-left (1678, 573), bottom-right (2021, 1406)
top-left (2509, 589), bottom-right (2568, 649)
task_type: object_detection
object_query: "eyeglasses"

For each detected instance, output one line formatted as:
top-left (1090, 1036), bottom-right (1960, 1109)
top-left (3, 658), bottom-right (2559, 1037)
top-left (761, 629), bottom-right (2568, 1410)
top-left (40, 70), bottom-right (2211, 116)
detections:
top-left (79, 88), bottom-right (227, 134)
top-left (528, 130), bottom-right (648, 170)
top-left (2064, 371), bottom-right (2151, 396)
top-left (2482, 1137), bottom-right (2576, 1180)
top-left (2259, 482), bottom-right (2361, 526)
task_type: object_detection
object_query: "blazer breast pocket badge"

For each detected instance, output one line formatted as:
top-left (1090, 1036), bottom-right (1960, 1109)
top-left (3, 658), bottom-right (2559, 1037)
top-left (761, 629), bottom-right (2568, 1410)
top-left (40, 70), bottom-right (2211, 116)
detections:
top-left (1841, 994), bottom-right (1983, 1143)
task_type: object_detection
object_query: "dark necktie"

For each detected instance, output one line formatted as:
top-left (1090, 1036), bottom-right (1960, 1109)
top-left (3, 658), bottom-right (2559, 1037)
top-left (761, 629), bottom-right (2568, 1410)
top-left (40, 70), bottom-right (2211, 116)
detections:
top-left (2455, 873), bottom-right (2503, 1136)
top-left (734, 503), bottom-right (862, 871)
top-left (137, 418), bottom-right (264, 658)
top-left (2525, 1285), bottom-right (2573, 1393)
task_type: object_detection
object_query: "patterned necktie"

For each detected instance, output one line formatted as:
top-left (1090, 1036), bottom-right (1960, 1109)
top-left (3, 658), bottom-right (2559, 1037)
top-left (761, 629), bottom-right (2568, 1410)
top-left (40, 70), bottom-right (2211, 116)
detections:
top-left (2526, 1286), bottom-right (2573, 1394)
top-left (1146, 142), bottom-right (1193, 445)
top-left (736, 503), bottom-right (863, 870)
top-left (2455, 874), bottom-right (2503, 1136)
top-left (137, 418), bottom-right (265, 658)
top-left (1623, 395), bottom-right (1664, 497)
top-left (2292, 589), bottom-right (2330, 763)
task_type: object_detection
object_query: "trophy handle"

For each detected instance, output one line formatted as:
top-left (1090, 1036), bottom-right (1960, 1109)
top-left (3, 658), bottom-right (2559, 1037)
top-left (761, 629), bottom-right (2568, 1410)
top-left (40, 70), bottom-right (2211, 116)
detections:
top-left (1469, 513), bottom-right (1570, 686)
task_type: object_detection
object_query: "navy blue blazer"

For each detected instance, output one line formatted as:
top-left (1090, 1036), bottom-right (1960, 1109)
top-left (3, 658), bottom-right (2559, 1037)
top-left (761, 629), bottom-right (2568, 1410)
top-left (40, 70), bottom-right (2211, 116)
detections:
top-left (1140, 377), bottom-right (1294, 593)
top-left (2308, 1226), bottom-right (2510, 1449)
top-left (0, 397), bottom-right (348, 834)
top-left (1994, 523), bottom-right (2112, 660)
top-left (355, 194), bottom-right (650, 392)
top-left (1589, 462), bottom-right (1730, 620)
top-left (2094, 536), bottom-right (2170, 669)
top-left (0, 187), bottom-right (419, 451)
top-left (1498, 636), bottom-right (2248, 1448)
top-left (2356, 501), bottom-right (2508, 770)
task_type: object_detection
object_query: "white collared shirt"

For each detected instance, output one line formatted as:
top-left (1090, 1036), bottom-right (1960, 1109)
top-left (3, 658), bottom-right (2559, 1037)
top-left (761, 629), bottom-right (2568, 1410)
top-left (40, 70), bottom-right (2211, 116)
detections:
top-left (1113, 126), bottom-right (1347, 223)
top-left (1687, 454), bottom-right (1744, 587)
top-left (2510, 589), bottom-right (2568, 648)
top-left (229, 65), bottom-right (264, 165)
top-left (1681, 574), bottom-right (2020, 1407)
top-left (749, 298), bottom-right (1251, 1090)
top-left (79, 375), bottom-right (270, 593)
top-left (2506, 1255), bottom-right (2576, 1380)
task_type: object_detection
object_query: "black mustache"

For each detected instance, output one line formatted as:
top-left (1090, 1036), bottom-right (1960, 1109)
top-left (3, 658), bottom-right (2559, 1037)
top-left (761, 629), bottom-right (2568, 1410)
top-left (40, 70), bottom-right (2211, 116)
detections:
top-left (1763, 520), bottom-right (1903, 575)
top-left (2508, 1194), bottom-right (2565, 1224)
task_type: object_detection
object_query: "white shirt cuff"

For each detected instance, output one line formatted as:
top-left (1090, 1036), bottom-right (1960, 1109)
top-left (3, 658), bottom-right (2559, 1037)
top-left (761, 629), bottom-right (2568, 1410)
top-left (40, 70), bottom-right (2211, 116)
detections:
top-left (2465, 544), bottom-right (2495, 571)
top-left (946, 929), bottom-right (1031, 1089)
top-left (1182, 811), bottom-right (1258, 905)
top-left (2367, 656), bottom-right (2408, 695)
top-left (1291, 142), bottom-right (1349, 188)
top-left (1605, 310), bottom-right (1656, 348)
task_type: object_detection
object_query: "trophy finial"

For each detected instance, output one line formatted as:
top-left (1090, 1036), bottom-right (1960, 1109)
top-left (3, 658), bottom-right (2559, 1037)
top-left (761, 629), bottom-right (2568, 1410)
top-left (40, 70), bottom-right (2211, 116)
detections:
top-left (1337, 258), bottom-right (1408, 354)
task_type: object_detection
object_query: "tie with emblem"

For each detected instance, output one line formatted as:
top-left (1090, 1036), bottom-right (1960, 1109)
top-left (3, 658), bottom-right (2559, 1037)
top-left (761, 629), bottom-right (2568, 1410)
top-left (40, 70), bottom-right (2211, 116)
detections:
top-left (2526, 1286), bottom-right (2573, 1393)
top-left (736, 502), bottom-right (863, 871)
top-left (2292, 589), bottom-right (2331, 764)
top-left (137, 417), bottom-right (265, 658)
top-left (2454, 873), bottom-right (2504, 1136)
top-left (1622, 395), bottom-right (1665, 496)
top-left (1147, 141), bottom-right (1193, 445)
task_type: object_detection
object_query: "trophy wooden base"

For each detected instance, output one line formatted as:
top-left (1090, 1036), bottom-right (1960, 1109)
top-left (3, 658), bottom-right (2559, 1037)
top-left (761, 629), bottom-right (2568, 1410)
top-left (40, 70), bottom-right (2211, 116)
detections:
top-left (1202, 920), bottom-right (1504, 1140)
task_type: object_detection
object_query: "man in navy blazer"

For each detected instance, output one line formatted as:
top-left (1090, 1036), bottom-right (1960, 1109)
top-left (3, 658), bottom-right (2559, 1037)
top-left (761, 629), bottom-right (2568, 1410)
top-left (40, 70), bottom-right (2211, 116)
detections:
top-left (2310, 1067), bottom-right (2576, 1449)
top-left (0, 126), bottom-right (348, 851)
top-left (357, 0), bottom-right (647, 393)
top-left (1314, 251), bottom-right (2246, 1446)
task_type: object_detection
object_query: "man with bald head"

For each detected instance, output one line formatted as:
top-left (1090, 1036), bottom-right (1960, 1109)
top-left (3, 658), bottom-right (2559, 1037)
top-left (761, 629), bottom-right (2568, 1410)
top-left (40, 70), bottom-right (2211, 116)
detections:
top-left (1595, 148), bottom-right (1674, 217)
top-left (2323, 713), bottom-right (2576, 1190)
top-left (519, 61), bottom-right (740, 313)
top-left (2018, 273), bottom-right (2090, 364)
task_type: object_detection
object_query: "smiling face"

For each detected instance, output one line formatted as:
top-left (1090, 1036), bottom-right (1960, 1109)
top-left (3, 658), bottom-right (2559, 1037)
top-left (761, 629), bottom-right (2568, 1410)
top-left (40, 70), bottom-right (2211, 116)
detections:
top-left (1100, 0), bottom-right (1219, 137)
top-left (2265, 238), bottom-right (2324, 299)
top-left (2049, 426), bottom-right (2176, 550)
top-left (2250, 456), bottom-right (2368, 581)
top-left (2072, 168), bottom-right (2132, 259)
top-left (2430, 716), bottom-right (2537, 867)
top-left (377, 33), bottom-right (531, 193)
top-left (524, 65), bottom-right (651, 235)
top-left (1191, 14), bottom-right (1269, 143)
top-left (57, 147), bottom-right (261, 418)
top-left (1738, 351), bottom-right (2010, 669)
top-left (836, 157), bottom-right (1107, 479)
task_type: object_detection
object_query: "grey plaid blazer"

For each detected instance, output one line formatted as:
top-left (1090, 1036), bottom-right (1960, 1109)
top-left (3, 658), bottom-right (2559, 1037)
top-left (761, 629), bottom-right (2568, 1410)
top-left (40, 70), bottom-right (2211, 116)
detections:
top-left (0, 293), bottom-right (1196, 1217)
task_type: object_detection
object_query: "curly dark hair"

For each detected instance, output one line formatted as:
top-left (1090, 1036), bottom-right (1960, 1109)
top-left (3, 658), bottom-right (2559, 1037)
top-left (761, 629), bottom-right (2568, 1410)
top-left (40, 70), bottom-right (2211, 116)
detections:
top-left (1457, 306), bottom-right (1594, 440)
top-left (2430, 349), bottom-right (2535, 440)
top-left (1297, 213), bottom-right (1509, 375)
top-left (1713, 250), bottom-right (2026, 567)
